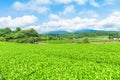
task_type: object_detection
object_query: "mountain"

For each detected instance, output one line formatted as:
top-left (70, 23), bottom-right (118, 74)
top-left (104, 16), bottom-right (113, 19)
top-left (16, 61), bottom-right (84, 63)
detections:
top-left (43, 30), bottom-right (69, 34)
top-left (43, 29), bottom-right (104, 34)
top-left (74, 29), bottom-right (104, 33)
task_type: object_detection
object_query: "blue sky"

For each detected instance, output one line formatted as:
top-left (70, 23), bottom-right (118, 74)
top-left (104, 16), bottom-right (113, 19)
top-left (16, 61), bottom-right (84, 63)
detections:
top-left (0, 0), bottom-right (120, 33)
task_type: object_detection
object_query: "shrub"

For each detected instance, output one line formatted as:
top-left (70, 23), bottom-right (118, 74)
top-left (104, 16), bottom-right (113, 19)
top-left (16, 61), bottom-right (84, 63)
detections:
top-left (83, 38), bottom-right (89, 43)
top-left (0, 37), bottom-right (5, 41)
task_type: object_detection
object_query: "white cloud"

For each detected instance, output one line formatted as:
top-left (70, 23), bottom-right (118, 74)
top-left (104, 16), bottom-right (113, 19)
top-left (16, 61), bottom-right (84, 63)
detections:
top-left (55, 0), bottom-right (73, 4)
top-left (89, 0), bottom-right (100, 7)
top-left (13, 0), bottom-right (51, 13)
top-left (1, 10), bottom-right (120, 33)
top-left (34, 7), bottom-right (50, 13)
top-left (49, 14), bottom-right (60, 20)
top-left (13, 0), bottom-right (101, 14)
top-left (33, 17), bottom-right (97, 33)
top-left (55, 0), bottom-right (87, 5)
top-left (104, 0), bottom-right (114, 5)
top-left (61, 5), bottom-right (75, 15)
top-left (79, 10), bottom-right (99, 18)
top-left (0, 15), bottom-right (37, 29)
top-left (13, 2), bottom-right (25, 10)
top-left (75, 0), bottom-right (87, 5)
top-left (33, 0), bottom-right (51, 5)
top-left (55, 0), bottom-right (100, 7)
top-left (32, 11), bottom-right (120, 33)
top-left (97, 11), bottom-right (120, 30)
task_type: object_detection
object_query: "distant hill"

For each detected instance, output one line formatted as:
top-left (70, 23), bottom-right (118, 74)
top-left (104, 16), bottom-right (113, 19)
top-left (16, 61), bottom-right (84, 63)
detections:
top-left (43, 29), bottom-right (104, 34)
top-left (74, 29), bottom-right (104, 33)
top-left (43, 30), bottom-right (70, 34)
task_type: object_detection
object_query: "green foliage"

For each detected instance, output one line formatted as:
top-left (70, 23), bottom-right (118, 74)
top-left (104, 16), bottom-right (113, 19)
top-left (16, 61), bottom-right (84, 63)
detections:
top-left (0, 28), bottom-right (11, 37)
top-left (0, 28), bottom-right (40, 43)
top-left (15, 27), bottom-right (21, 32)
top-left (0, 27), bottom-right (120, 44)
top-left (3, 28), bottom-right (12, 33)
top-left (108, 36), bottom-right (113, 40)
top-left (59, 31), bottom-right (120, 38)
top-left (26, 37), bottom-right (40, 43)
top-left (15, 28), bottom-right (39, 38)
top-left (0, 37), bottom-right (5, 41)
top-left (0, 42), bottom-right (120, 79)
top-left (83, 38), bottom-right (89, 43)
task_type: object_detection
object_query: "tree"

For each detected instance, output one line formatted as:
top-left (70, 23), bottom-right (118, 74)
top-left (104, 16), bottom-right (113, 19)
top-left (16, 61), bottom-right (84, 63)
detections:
top-left (13, 28), bottom-right (39, 39)
top-left (4, 28), bottom-right (11, 33)
top-left (13, 32), bottom-right (25, 39)
top-left (0, 28), bottom-right (12, 37)
top-left (83, 38), bottom-right (89, 43)
top-left (26, 37), bottom-right (40, 43)
top-left (28, 28), bottom-right (39, 37)
top-left (15, 27), bottom-right (21, 32)
top-left (108, 36), bottom-right (113, 40)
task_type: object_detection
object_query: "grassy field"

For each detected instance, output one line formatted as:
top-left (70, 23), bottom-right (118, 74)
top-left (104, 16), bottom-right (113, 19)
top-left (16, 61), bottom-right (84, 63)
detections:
top-left (41, 40), bottom-right (73, 44)
top-left (0, 42), bottom-right (120, 80)
top-left (40, 36), bottom-right (111, 44)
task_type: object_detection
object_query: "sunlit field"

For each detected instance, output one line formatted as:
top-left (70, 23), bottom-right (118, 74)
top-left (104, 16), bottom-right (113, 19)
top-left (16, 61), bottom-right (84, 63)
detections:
top-left (0, 42), bottom-right (120, 79)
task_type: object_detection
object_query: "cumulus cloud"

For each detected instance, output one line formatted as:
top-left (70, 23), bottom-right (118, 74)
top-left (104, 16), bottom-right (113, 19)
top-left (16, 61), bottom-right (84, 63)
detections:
top-left (49, 14), bottom-right (60, 20)
top-left (79, 10), bottom-right (99, 18)
top-left (104, 0), bottom-right (115, 5)
top-left (0, 15), bottom-right (37, 29)
top-left (13, 0), bottom-right (100, 15)
top-left (32, 11), bottom-right (120, 33)
top-left (55, 0), bottom-right (73, 4)
top-left (13, 0), bottom-right (51, 13)
top-left (34, 0), bottom-right (51, 4)
top-left (55, 0), bottom-right (99, 7)
top-left (55, 0), bottom-right (87, 5)
top-left (60, 5), bottom-right (75, 15)
top-left (89, 0), bottom-right (100, 7)
top-left (1, 10), bottom-right (120, 33)
top-left (75, 0), bottom-right (87, 5)
top-left (33, 17), bottom-right (97, 33)
top-left (97, 11), bottom-right (120, 30)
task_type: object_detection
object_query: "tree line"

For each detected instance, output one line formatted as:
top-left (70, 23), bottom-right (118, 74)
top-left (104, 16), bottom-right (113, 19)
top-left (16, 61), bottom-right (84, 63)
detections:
top-left (0, 27), bottom-right (120, 43)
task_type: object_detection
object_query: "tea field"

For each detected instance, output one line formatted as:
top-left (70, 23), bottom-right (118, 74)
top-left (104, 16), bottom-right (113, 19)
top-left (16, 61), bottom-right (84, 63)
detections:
top-left (0, 42), bottom-right (120, 80)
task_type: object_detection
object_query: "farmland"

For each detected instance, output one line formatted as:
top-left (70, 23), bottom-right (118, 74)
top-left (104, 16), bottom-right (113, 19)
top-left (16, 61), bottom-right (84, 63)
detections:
top-left (0, 42), bottom-right (120, 80)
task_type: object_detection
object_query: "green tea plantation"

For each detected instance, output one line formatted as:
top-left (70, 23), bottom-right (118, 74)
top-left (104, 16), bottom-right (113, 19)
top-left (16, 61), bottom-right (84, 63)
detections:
top-left (0, 42), bottom-right (120, 80)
